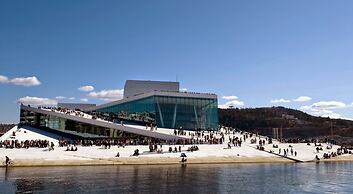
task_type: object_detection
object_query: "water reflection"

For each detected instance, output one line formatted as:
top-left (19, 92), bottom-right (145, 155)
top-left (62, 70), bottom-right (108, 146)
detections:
top-left (1, 163), bottom-right (353, 193)
top-left (4, 167), bottom-right (8, 181)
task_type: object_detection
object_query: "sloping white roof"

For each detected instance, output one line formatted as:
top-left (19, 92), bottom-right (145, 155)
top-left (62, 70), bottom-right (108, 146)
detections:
top-left (21, 105), bottom-right (188, 141)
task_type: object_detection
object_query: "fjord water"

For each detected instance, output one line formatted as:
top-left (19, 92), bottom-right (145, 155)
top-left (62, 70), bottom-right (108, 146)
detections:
top-left (1, 162), bottom-right (353, 194)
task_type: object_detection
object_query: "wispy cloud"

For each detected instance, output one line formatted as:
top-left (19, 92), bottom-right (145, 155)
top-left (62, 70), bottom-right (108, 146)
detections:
top-left (81, 98), bottom-right (88, 102)
top-left (0, 75), bottom-right (8, 83)
top-left (17, 96), bottom-right (57, 106)
top-left (55, 96), bottom-right (76, 101)
top-left (301, 101), bottom-right (351, 120)
top-left (304, 101), bottom-right (346, 110)
top-left (293, 96), bottom-right (312, 102)
top-left (78, 85), bottom-right (94, 92)
top-left (219, 95), bottom-right (244, 109)
top-left (55, 96), bottom-right (66, 100)
top-left (88, 89), bottom-right (124, 101)
top-left (222, 96), bottom-right (239, 100)
top-left (0, 75), bottom-right (41, 87)
top-left (270, 98), bottom-right (291, 103)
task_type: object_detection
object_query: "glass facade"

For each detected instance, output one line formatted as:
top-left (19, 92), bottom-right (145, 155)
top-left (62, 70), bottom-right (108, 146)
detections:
top-left (96, 97), bottom-right (156, 124)
top-left (20, 109), bottom-right (148, 140)
top-left (96, 95), bottom-right (218, 130)
top-left (155, 96), bottom-right (218, 130)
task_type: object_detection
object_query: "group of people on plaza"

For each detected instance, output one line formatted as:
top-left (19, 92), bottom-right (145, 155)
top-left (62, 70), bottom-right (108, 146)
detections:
top-left (0, 130), bottom-right (54, 149)
top-left (0, 139), bottom-right (55, 150)
top-left (3, 112), bottom-right (353, 164)
top-left (147, 143), bottom-right (199, 154)
top-left (227, 136), bottom-right (243, 149)
top-left (39, 106), bottom-right (86, 118)
top-left (251, 135), bottom-right (300, 158)
top-left (58, 138), bottom-right (153, 148)
top-left (280, 138), bottom-right (334, 144)
top-left (278, 147), bottom-right (298, 157)
top-left (65, 145), bottom-right (78, 151)
top-left (149, 143), bottom-right (164, 153)
top-left (173, 128), bottom-right (231, 145)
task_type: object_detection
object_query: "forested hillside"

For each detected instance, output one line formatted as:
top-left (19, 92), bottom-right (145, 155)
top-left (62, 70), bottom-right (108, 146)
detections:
top-left (219, 107), bottom-right (353, 145)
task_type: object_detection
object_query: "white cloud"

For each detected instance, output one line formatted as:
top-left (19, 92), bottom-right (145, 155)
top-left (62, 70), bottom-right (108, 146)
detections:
top-left (301, 107), bottom-right (352, 120)
top-left (301, 101), bottom-right (346, 112)
top-left (218, 104), bottom-right (229, 109)
top-left (307, 108), bottom-right (341, 118)
top-left (10, 76), bottom-right (41, 86)
top-left (0, 75), bottom-right (9, 83)
top-left (301, 101), bottom-right (351, 120)
top-left (88, 89), bottom-right (124, 101)
top-left (226, 100), bottom-right (244, 107)
top-left (80, 98), bottom-right (88, 102)
top-left (0, 75), bottom-right (41, 87)
top-left (219, 95), bottom-right (244, 109)
top-left (310, 101), bottom-right (346, 110)
top-left (222, 96), bottom-right (239, 100)
top-left (55, 96), bottom-right (66, 100)
top-left (293, 96), bottom-right (312, 102)
top-left (55, 96), bottom-right (75, 101)
top-left (78, 85), bottom-right (94, 92)
top-left (180, 88), bottom-right (188, 92)
top-left (218, 100), bottom-right (245, 109)
top-left (270, 98), bottom-right (291, 103)
top-left (18, 96), bottom-right (57, 106)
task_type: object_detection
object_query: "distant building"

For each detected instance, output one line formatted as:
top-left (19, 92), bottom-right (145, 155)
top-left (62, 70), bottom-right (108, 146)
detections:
top-left (123, 80), bottom-right (179, 98)
top-left (19, 80), bottom-right (218, 140)
top-left (90, 80), bottom-right (218, 130)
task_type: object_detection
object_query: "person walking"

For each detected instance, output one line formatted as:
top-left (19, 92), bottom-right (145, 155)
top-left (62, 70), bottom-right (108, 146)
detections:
top-left (5, 156), bottom-right (10, 167)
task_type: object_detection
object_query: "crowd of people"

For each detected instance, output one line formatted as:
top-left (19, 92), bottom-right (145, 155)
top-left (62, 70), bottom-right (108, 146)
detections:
top-left (279, 138), bottom-right (335, 145)
top-left (39, 106), bottom-right (86, 118)
top-left (322, 146), bottom-right (352, 159)
top-left (59, 138), bottom-right (164, 148)
top-left (35, 106), bottom-right (229, 147)
top-left (227, 136), bottom-right (243, 149)
top-left (0, 139), bottom-right (54, 150)
top-left (173, 129), bottom-right (229, 145)
top-left (147, 143), bottom-right (200, 154)
top-left (4, 113), bottom-right (353, 164)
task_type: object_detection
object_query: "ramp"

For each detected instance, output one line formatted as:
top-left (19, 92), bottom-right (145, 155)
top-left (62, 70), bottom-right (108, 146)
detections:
top-left (21, 105), bottom-right (188, 141)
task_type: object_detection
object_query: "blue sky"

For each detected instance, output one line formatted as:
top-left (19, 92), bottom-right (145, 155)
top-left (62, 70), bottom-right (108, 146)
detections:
top-left (1, 0), bottom-right (353, 123)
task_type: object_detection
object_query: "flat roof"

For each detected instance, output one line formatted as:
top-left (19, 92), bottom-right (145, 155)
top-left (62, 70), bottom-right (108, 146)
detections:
top-left (124, 80), bottom-right (179, 98)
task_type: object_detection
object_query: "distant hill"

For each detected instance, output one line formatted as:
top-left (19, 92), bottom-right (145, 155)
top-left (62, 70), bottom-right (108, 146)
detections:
top-left (0, 124), bottom-right (15, 136)
top-left (219, 107), bottom-right (353, 145)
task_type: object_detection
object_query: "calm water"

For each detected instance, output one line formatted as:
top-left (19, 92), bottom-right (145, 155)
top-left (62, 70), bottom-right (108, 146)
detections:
top-left (0, 162), bottom-right (353, 194)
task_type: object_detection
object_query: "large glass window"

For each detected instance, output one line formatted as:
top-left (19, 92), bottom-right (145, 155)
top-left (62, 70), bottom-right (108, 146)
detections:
top-left (96, 96), bottom-right (156, 124)
top-left (20, 108), bottom-right (157, 140)
top-left (155, 96), bottom-right (218, 130)
top-left (95, 95), bottom-right (218, 130)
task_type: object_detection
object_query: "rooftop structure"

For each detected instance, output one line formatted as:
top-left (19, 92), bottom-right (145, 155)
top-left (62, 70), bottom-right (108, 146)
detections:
top-left (123, 80), bottom-right (179, 98)
top-left (89, 80), bottom-right (218, 130)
